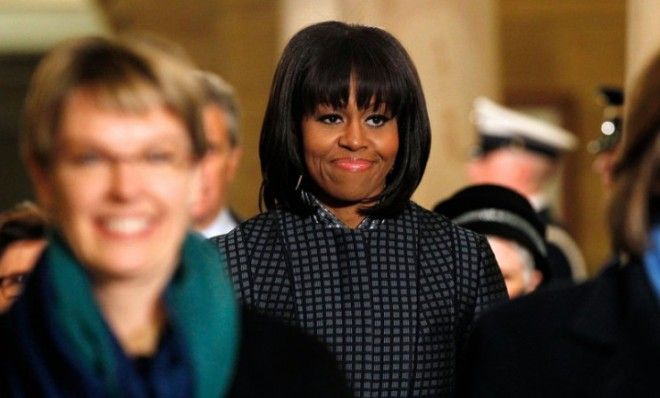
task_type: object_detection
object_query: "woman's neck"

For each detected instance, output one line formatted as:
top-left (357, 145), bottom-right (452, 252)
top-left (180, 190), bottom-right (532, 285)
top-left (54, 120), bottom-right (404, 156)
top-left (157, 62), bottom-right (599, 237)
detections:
top-left (309, 189), bottom-right (375, 229)
top-left (93, 276), bottom-right (168, 357)
top-left (325, 203), bottom-right (365, 229)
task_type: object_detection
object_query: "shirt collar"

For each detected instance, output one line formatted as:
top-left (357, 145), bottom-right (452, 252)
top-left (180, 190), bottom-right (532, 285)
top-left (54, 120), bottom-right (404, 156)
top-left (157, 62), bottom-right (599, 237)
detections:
top-left (198, 208), bottom-right (238, 238)
top-left (300, 190), bottom-right (383, 230)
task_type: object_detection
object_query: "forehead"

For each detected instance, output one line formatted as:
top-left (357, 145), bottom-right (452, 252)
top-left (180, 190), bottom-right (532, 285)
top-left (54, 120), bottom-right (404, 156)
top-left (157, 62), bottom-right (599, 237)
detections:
top-left (202, 104), bottom-right (231, 143)
top-left (58, 89), bottom-right (190, 149)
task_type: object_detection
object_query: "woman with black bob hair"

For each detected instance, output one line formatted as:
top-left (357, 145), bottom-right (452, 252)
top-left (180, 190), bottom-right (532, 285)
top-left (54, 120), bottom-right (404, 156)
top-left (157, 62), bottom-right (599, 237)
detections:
top-left (214, 21), bottom-right (507, 396)
top-left (260, 21), bottom-right (428, 216)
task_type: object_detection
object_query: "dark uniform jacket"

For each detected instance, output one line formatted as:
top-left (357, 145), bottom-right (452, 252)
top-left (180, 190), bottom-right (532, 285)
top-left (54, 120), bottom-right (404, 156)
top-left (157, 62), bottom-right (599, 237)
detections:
top-left (538, 207), bottom-right (586, 282)
top-left (458, 260), bottom-right (660, 397)
top-left (213, 201), bottom-right (507, 397)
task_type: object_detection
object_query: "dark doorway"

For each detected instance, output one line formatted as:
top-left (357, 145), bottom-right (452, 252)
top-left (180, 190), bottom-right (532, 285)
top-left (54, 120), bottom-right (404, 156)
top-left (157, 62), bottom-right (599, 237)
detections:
top-left (0, 53), bottom-right (42, 210)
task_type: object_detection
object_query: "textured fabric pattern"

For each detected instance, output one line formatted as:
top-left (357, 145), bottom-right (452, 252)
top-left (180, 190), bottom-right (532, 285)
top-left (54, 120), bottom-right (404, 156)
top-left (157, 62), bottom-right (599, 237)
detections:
top-left (213, 202), bottom-right (507, 397)
top-left (300, 190), bottom-right (384, 230)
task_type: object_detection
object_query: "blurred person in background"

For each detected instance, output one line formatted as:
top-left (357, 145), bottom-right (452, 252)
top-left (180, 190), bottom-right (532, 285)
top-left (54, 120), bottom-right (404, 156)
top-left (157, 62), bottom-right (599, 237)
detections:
top-left (435, 185), bottom-right (551, 298)
top-left (0, 35), bottom-right (349, 397)
top-left (458, 49), bottom-right (660, 397)
top-left (193, 71), bottom-right (243, 238)
top-left (590, 86), bottom-right (625, 274)
top-left (468, 97), bottom-right (587, 282)
top-left (214, 21), bottom-right (507, 397)
top-left (0, 201), bottom-right (46, 313)
top-left (588, 86), bottom-right (624, 190)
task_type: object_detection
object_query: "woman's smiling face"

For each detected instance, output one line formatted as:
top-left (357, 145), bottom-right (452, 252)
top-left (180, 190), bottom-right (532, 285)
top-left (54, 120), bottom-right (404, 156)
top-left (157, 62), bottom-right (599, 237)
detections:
top-left (301, 87), bottom-right (399, 209)
top-left (32, 89), bottom-right (201, 282)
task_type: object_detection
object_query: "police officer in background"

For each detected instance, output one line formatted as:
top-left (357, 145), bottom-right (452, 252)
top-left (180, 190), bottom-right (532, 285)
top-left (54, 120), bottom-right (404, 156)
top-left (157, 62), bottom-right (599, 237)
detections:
top-left (467, 97), bottom-right (587, 282)
top-left (590, 86), bottom-right (624, 274)
top-left (589, 86), bottom-right (624, 190)
top-left (435, 184), bottom-right (552, 298)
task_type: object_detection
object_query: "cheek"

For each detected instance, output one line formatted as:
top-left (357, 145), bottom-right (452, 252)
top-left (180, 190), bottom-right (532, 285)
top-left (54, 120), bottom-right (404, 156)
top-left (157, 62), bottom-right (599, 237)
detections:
top-left (200, 156), bottom-right (223, 188)
top-left (302, 136), bottom-right (329, 170)
top-left (302, 134), bottom-right (320, 156)
top-left (182, 167), bottom-right (204, 210)
top-left (379, 132), bottom-right (399, 166)
top-left (51, 172), bottom-right (100, 220)
top-left (208, 154), bottom-right (229, 176)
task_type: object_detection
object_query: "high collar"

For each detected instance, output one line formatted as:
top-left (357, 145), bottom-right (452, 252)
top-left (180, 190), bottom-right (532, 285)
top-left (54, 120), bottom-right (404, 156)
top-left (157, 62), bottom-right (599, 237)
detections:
top-left (300, 190), bottom-right (384, 231)
top-left (198, 207), bottom-right (239, 238)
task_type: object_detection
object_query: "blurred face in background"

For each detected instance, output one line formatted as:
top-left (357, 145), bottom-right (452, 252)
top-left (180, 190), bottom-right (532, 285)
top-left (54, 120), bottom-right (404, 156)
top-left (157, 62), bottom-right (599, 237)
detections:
top-left (0, 239), bottom-right (46, 312)
top-left (192, 104), bottom-right (241, 229)
top-left (592, 148), bottom-right (618, 189)
top-left (487, 236), bottom-right (542, 298)
top-left (30, 88), bottom-right (201, 284)
top-left (467, 149), bottom-right (555, 198)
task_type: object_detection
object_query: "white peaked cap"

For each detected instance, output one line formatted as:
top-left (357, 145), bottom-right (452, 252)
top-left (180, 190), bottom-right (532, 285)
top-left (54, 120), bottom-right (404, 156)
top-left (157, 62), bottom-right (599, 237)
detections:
top-left (473, 97), bottom-right (577, 152)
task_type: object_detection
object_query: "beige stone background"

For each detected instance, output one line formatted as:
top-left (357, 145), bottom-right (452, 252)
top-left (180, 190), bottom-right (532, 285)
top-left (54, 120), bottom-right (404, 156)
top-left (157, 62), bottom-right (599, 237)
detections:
top-left (1, 0), bottom-right (658, 274)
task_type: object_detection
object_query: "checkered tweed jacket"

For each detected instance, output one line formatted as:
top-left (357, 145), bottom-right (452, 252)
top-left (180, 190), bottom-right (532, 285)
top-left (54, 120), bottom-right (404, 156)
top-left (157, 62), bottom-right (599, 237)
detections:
top-left (212, 201), bottom-right (507, 397)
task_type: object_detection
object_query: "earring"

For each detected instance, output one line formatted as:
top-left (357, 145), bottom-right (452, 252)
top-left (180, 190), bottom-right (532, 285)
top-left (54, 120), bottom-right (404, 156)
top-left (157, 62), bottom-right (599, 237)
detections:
top-left (294, 174), bottom-right (303, 191)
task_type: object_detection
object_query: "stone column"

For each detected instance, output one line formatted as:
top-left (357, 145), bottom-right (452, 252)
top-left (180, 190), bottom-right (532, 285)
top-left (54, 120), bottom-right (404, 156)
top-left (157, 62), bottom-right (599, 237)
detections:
top-left (626, 0), bottom-right (660, 85)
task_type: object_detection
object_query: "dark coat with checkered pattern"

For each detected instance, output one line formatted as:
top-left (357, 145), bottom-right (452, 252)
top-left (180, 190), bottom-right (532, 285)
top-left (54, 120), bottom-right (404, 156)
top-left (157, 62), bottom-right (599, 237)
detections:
top-left (213, 201), bottom-right (507, 397)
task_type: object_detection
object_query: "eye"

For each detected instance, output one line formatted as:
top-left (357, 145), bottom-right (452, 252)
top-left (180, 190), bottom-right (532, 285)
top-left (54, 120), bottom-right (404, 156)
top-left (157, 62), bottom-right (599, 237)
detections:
top-left (317, 114), bottom-right (343, 125)
top-left (72, 151), bottom-right (102, 166)
top-left (145, 149), bottom-right (175, 164)
top-left (365, 114), bottom-right (391, 128)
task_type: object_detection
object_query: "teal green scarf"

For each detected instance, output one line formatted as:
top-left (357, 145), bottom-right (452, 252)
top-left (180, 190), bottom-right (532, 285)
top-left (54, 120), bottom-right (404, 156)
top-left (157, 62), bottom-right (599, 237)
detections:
top-left (46, 232), bottom-right (238, 397)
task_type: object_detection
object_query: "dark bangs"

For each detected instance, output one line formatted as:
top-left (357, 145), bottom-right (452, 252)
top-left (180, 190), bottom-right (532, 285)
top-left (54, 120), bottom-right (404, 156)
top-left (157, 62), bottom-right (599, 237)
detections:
top-left (297, 29), bottom-right (408, 119)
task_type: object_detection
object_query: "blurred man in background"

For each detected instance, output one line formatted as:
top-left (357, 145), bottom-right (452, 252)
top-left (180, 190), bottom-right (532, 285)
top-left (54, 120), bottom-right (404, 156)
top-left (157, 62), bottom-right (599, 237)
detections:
top-left (193, 71), bottom-right (243, 238)
top-left (590, 86), bottom-right (624, 274)
top-left (589, 86), bottom-right (624, 190)
top-left (467, 97), bottom-right (586, 282)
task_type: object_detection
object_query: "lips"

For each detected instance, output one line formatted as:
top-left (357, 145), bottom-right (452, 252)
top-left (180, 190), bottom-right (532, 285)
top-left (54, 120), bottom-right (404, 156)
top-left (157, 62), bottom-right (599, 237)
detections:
top-left (333, 158), bottom-right (373, 172)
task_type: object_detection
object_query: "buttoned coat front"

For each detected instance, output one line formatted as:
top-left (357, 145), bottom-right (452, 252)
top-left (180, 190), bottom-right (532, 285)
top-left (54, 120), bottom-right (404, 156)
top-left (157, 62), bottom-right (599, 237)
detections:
top-left (213, 202), bottom-right (507, 397)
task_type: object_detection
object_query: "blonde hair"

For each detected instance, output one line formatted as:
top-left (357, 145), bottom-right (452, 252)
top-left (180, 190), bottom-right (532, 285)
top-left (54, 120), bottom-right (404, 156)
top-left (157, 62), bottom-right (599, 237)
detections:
top-left (22, 35), bottom-right (206, 170)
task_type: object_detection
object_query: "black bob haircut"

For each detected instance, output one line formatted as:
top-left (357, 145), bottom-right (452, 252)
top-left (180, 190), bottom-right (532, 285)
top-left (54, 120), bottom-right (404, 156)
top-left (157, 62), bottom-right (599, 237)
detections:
top-left (259, 21), bottom-right (431, 217)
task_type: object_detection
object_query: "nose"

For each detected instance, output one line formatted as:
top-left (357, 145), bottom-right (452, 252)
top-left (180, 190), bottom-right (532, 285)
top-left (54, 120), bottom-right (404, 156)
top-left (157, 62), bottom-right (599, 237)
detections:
top-left (338, 119), bottom-right (367, 151)
top-left (109, 161), bottom-right (141, 201)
